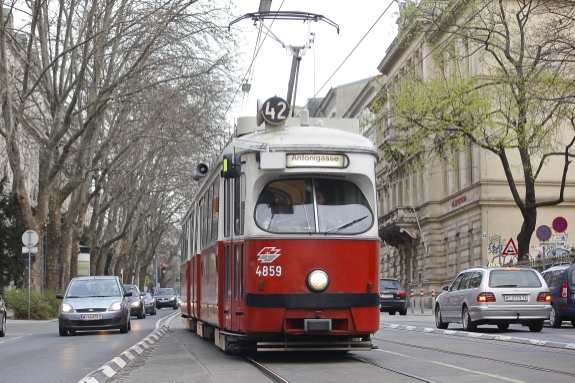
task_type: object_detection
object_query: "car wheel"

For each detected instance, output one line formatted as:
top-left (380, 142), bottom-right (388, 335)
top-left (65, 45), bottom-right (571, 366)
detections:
top-left (389, 311), bottom-right (396, 315)
top-left (0, 316), bottom-right (6, 337)
top-left (435, 305), bottom-right (448, 329)
top-left (528, 320), bottom-right (544, 332)
top-left (399, 309), bottom-right (407, 316)
top-left (120, 318), bottom-right (130, 333)
top-left (549, 306), bottom-right (563, 328)
top-left (173, 303), bottom-right (178, 310)
top-left (497, 324), bottom-right (509, 331)
top-left (153, 306), bottom-right (157, 315)
top-left (461, 306), bottom-right (476, 332)
top-left (571, 320), bottom-right (575, 328)
top-left (59, 327), bottom-right (67, 336)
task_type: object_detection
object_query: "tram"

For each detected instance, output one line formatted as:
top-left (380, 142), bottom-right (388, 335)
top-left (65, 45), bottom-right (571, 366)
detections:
top-left (180, 97), bottom-right (380, 352)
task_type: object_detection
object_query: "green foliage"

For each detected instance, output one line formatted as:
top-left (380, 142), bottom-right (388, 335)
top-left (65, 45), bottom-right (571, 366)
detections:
top-left (3, 289), bottom-right (61, 320)
top-left (0, 177), bottom-right (25, 288)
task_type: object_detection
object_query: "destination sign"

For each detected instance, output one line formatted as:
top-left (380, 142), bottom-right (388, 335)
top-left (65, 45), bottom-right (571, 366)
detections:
top-left (286, 154), bottom-right (349, 168)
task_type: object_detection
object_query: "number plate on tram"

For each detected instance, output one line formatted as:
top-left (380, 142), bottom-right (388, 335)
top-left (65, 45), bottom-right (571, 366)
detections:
top-left (380, 294), bottom-right (393, 298)
top-left (504, 295), bottom-right (528, 302)
top-left (81, 314), bottom-right (103, 321)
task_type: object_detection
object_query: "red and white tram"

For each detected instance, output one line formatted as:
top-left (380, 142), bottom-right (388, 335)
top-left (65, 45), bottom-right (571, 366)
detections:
top-left (180, 98), bottom-right (380, 352)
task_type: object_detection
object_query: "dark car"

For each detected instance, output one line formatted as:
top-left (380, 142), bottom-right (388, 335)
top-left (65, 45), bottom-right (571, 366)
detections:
top-left (541, 262), bottom-right (575, 328)
top-left (123, 284), bottom-right (146, 319)
top-left (0, 293), bottom-right (6, 337)
top-left (57, 276), bottom-right (131, 336)
top-left (379, 278), bottom-right (407, 315)
top-left (143, 292), bottom-right (157, 315)
top-left (154, 288), bottom-right (179, 309)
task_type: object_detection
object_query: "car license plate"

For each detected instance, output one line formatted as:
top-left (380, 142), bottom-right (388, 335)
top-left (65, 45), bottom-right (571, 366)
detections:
top-left (504, 295), bottom-right (528, 302)
top-left (81, 314), bottom-right (103, 321)
top-left (380, 294), bottom-right (393, 298)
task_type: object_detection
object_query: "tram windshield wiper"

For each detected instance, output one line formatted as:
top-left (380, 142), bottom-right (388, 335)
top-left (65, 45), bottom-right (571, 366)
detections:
top-left (325, 215), bottom-right (368, 234)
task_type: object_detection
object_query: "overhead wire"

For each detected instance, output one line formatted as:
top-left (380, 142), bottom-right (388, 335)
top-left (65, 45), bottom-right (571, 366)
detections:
top-left (302, 0), bottom-right (396, 110)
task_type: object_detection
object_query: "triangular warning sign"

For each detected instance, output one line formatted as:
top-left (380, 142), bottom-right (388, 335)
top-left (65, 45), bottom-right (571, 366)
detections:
top-left (502, 238), bottom-right (518, 255)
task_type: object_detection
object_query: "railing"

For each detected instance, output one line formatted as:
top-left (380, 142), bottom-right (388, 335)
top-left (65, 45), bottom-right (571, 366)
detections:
top-left (515, 252), bottom-right (575, 272)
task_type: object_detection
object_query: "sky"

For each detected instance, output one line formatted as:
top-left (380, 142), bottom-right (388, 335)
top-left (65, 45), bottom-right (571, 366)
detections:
top-left (228, 0), bottom-right (400, 117)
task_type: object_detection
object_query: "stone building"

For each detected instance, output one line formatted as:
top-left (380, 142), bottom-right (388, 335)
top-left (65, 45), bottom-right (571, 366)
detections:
top-left (370, 1), bottom-right (575, 300)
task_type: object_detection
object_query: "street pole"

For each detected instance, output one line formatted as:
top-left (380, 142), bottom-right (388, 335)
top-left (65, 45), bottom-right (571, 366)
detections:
top-left (155, 256), bottom-right (158, 290)
top-left (28, 248), bottom-right (31, 320)
top-left (498, 236), bottom-right (502, 265)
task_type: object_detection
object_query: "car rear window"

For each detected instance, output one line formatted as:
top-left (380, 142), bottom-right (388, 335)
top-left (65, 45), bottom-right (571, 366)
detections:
top-left (570, 268), bottom-right (575, 285)
top-left (380, 280), bottom-right (402, 290)
top-left (488, 269), bottom-right (542, 288)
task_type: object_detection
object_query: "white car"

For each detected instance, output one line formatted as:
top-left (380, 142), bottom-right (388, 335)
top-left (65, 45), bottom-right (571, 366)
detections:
top-left (435, 265), bottom-right (551, 332)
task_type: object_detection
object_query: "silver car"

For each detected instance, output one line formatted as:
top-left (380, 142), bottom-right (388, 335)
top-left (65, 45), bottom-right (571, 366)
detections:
top-left (57, 276), bottom-right (131, 336)
top-left (435, 265), bottom-right (551, 332)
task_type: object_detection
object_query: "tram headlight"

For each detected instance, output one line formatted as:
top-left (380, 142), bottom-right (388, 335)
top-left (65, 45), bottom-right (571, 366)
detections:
top-left (307, 269), bottom-right (329, 292)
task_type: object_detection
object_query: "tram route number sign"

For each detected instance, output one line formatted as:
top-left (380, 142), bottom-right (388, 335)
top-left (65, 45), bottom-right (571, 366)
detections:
top-left (261, 96), bottom-right (290, 125)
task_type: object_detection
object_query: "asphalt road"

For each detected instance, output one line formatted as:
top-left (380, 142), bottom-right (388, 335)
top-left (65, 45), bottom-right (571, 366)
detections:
top-left (0, 308), bottom-right (176, 383)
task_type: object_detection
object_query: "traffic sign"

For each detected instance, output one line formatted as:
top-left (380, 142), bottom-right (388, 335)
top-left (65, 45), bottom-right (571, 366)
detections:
top-left (22, 247), bottom-right (38, 254)
top-left (536, 225), bottom-right (552, 241)
top-left (22, 253), bottom-right (36, 266)
top-left (552, 216), bottom-right (568, 233)
top-left (22, 230), bottom-right (38, 247)
top-left (502, 238), bottom-right (518, 255)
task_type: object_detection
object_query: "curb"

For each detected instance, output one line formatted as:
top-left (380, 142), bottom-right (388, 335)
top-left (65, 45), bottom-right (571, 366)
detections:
top-left (381, 322), bottom-right (575, 351)
top-left (78, 312), bottom-right (179, 383)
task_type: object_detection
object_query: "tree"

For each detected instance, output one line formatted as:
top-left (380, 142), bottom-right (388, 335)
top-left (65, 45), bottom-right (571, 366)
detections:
top-left (0, 1), bottom-right (238, 290)
top-left (372, 0), bottom-right (575, 260)
top-left (0, 178), bottom-right (25, 289)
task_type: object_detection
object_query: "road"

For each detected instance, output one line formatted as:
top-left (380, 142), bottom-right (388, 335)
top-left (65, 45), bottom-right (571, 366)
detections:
top-left (1, 309), bottom-right (574, 382)
top-left (0, 308), bottom-right (176, 383)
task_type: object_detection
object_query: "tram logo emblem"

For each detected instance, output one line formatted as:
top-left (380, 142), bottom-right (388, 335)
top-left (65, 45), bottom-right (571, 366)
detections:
top-left (257, 247), bottom-right (281, 263)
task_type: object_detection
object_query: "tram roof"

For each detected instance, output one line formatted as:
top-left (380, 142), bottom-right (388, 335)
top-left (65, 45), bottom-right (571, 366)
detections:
top-left (224, 116), bottom-right (377, 156)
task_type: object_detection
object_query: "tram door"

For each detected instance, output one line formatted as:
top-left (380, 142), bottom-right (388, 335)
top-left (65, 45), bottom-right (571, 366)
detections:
top-left (223, 178), bottom-right (233, 330)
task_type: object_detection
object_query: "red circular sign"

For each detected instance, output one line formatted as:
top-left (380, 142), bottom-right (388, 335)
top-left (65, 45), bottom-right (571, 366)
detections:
top-left (552, 216), bottom-right (568, 233)
top-left (536, 225), bottom-right (552, 241)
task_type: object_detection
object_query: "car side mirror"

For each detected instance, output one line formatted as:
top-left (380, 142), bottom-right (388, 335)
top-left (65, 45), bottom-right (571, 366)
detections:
top-left (56, 294), bottom-right (64, 299)
top-left (124, 292), bottom-right (133, 297)
top-left (442, 285), bottom-right (449, 292)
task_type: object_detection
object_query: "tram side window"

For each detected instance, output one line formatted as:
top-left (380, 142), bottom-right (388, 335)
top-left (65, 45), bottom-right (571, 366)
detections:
top-left (211, 177), bottom-right (219, 242)
top-left (254, 178), bottom-right (374, 235)
top-left (224, 178), bottom-right (231, 237)
top-left (234, 173), bottom-right (246, 236)
top-left (190, 209), bottom-right (195, 256)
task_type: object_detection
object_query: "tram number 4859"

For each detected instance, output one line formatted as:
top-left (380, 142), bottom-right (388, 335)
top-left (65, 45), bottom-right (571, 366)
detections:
top-left (256, 265), bottom-right (282, 277)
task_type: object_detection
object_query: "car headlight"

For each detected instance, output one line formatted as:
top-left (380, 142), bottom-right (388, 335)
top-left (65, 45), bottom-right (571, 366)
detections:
top-left (307, 269), bottom-right (329, 292)
top-left (109, 301), bottom-right (123, 311)
top-left (131, 301), bottom-right (141, 307)
top-left (169, 297), bottom-right (175, 301)
top-left (61, 303), bottom-right (73, 313)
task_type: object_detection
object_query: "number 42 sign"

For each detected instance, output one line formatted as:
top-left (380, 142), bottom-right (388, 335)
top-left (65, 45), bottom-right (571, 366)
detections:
top-left (261, 96), bottom-right (290, 125)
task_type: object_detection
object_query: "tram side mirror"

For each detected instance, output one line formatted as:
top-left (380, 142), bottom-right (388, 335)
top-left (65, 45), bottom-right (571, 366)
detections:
top-left (222, 153), bottom-right (241, 179)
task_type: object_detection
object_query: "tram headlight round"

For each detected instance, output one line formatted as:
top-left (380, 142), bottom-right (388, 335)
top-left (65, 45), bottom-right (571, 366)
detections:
top-left (307, 269), bottom-right (329, 292)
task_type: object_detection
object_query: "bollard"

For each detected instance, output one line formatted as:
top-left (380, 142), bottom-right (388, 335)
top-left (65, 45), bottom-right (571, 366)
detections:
top-left (420, 288), bottom-right (424, 314)
top-left (431, 289), bottom-right (436, 312)
top-left (410, 289), bottom-right (414, 313)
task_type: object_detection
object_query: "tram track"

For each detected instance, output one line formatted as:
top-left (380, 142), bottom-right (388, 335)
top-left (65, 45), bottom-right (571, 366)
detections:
top-left (375, 337), bottom-right (575, 379)
top-left (242, 352), bottom-right (439, 383)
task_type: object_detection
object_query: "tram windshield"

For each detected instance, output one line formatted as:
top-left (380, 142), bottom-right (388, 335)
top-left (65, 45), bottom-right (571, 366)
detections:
top-left (254, 179), bottom-right (373, 234)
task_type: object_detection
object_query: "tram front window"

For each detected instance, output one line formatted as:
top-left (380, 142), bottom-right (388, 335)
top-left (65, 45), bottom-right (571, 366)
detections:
top-left (254, 179), bottom-right (373, 234)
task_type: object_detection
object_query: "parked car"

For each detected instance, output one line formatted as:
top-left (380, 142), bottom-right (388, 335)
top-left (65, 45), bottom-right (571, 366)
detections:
top-left (379, 278), bottom-right (407, 315)
top-left (435, 265), bottom-right (551, 332)
top-left (0, 294), bottom-right (6, 337)
top-left (541, 262), bottom-right (575, 328)
top-left (154, 288), bottom-right (179, 309)
top-left (143, 292), bottom-right (157, 315)
top-left (57, 276), bottom-right (131, 336)
top-left (123, 284), bottom-right (146, 319)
